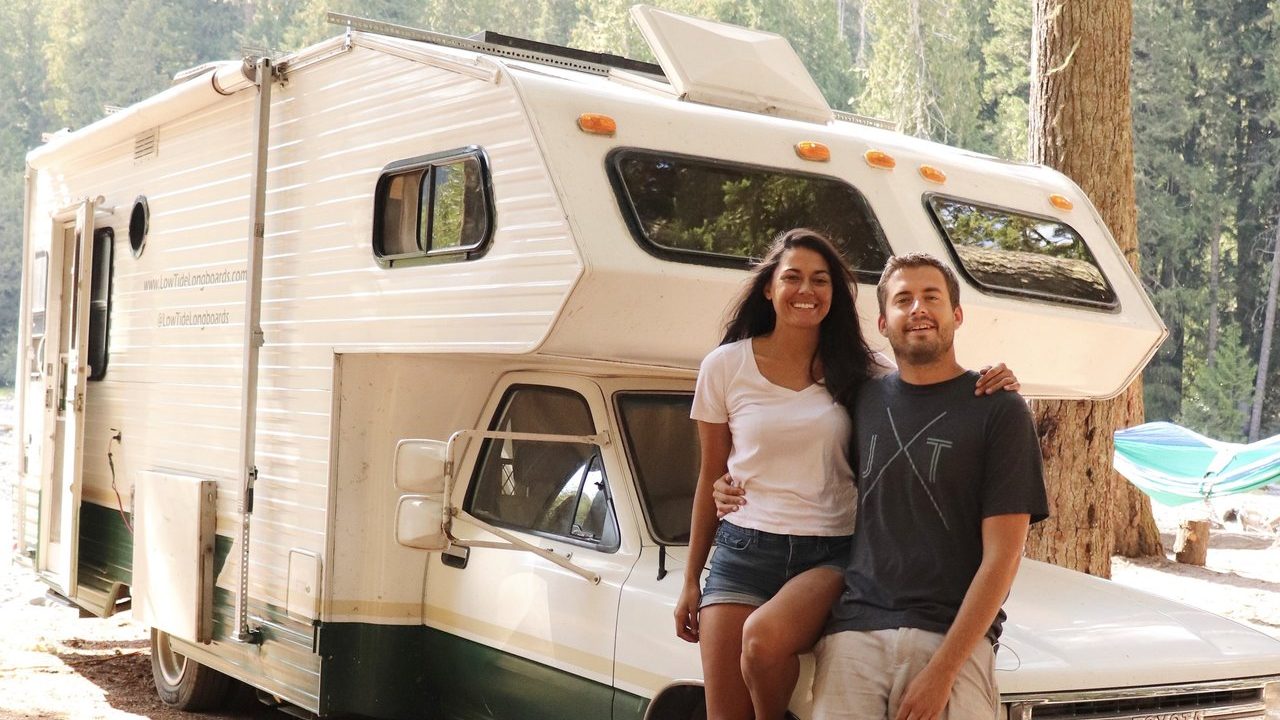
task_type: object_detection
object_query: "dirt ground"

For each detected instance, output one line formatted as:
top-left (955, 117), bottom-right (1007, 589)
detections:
top-left (1, 393), bottom-right (1279, 718)
top-left (0, 400), bottom-right (289, 720)
top-left (1111, 492), bottom-right (1280, 639)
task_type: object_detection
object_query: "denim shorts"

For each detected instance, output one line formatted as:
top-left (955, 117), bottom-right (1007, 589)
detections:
top-left (700, 521), bottom-right (852, 609)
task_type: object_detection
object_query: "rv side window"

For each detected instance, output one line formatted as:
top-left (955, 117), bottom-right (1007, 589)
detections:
top-left (608, 149), bottom-right (890, 281)
top-left (926, 195), bottom-right (1118, 309)
top-left (466, 386), bottom-right (620, 552)
top-left (87, 227), bottom-right (113, 381)
top-left (373, 149), bottom-right (493, 266)
top-left (615, 392), bottom-right (698, 545)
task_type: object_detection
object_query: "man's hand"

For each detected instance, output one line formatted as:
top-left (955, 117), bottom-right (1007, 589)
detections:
top-left (894, 661), bottom-right (957, 720)
top-left (975, 362), bottom-right (1019, 395)
top-left (711, 472), bottom-right (745, 518)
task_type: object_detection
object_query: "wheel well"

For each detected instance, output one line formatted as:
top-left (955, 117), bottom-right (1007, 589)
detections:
top-left (644, 683), bottom-right (705, 720)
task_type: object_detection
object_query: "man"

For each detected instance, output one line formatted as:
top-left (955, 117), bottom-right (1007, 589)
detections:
top-left (717, 252), bottom-right (1047, 719)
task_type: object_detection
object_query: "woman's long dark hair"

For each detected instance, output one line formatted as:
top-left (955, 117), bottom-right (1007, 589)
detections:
top-left (721, 228), bottom-right (875, 409)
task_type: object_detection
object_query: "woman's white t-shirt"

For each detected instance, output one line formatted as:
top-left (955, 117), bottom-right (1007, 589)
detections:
top-left (690, 338), bottom-right (856, 536)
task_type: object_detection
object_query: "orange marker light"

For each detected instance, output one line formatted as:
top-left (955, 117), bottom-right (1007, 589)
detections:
top-left (577, 113), bottom-right (617, 136)
top-left (864, 149), bottom-right (896, 170)
top-left (918, 165), bottom-right (947, 184)
top-left (795, 141), bottom-right (831, 162)
top-left (1049, 194), bottom-right (1074, 211)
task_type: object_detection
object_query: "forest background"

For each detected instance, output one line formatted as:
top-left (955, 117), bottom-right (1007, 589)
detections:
top-left (0, 0), bottom-right (1274, 441)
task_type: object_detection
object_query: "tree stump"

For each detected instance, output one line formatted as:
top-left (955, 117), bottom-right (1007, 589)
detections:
top-left (1173, 520), bottom-right (1210, 566)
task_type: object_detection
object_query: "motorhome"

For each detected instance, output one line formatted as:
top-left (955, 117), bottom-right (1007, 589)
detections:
top-left (11, 6), bottom-right (1280, 719)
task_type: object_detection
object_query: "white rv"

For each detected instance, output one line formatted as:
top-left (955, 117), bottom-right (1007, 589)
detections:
top-left (11, 6), bottom-right (1280, 719)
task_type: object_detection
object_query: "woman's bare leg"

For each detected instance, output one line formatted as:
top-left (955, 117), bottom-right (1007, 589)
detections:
top-left (700, 603), bottom-right (757, 720)
top-left (740, 567), bottom-right (844, 720)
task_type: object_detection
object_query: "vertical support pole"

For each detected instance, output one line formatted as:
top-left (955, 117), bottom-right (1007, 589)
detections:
top-left (234, 56), bottom-right (273, 645)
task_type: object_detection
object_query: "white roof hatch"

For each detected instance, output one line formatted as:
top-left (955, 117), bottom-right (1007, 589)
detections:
top-left (629, 5), bottom-right (834, 124)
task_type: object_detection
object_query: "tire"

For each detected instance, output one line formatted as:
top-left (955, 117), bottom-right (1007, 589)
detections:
top-left (149, 628), bottom-right (232, 711)
top-left (644, 685), bottom-right (706, 720)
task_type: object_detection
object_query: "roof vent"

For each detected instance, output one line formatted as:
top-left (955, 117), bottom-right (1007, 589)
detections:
top-left (134, 129), bottom-right (158, 162)
top-left (630, 5), bottom-right (833, 124)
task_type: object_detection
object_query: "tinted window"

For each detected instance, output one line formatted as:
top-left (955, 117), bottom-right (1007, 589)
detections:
top-left (373, 149), bottom-right (492, 266)
top-left (87, 227), bottom-right (113, 381)
top-left (927, 195), bottom-right (1117, 309)
top-left (616, 392), bottom-right (698, 544)
top-left (467, 386), bottom-right (619, 551)
top-left (610, 150), bottom-right (890, 281)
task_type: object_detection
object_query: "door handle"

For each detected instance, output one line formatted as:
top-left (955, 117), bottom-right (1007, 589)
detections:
top-left (441, 545), bottom-right (469, 569)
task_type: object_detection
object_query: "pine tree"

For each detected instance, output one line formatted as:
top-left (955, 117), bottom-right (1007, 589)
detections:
top-left (1180, 325), bottom-right (1256, 442)
top-left (858, 0), bottom-right (985, 148)
top-left (0, 0), bottom-right (51, 387)
top-left (1026, 0), bottom-right (1162, 573)
top-left (980, 0), bottom-right (1030, 159)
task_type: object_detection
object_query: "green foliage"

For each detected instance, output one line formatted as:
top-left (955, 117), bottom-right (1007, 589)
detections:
top-left (858, 0), bottom-right (985, 147)
top-left (979, 0), bottom-right (1030, 160)
top-left (1179, 325), bottom-right (1257, 442)
top-left (0, 0), bottom-right (48, 387)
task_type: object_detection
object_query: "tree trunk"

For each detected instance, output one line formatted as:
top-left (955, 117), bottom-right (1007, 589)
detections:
top-left (1173, 520), bottom-right (1210, 566)
top-left (1207, 222), bottom-right (1221, 367)
top-left (908, 0), bottom-right (929, 138)
top-left (1249, 225), bottom-right (1280, 441)
top-left (1027, 0), bottom-right (1161, 576)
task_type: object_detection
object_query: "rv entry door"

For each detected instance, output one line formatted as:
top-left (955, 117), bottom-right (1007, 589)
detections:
top-left (37, 198), bottom-right (96, 597)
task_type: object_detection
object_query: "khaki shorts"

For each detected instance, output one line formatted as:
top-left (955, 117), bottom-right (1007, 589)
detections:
top-left (811, 628), bottom-right (999, 720)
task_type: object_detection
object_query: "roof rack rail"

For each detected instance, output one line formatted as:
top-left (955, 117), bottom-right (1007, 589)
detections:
top-left (831, 110), bottom-right (895, 130)
top-left (327, 13), bottom-right (665, 80)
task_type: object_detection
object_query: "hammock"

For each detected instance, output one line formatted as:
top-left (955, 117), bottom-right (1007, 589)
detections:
top-left (1113, 422), bottom-right (1280, 506)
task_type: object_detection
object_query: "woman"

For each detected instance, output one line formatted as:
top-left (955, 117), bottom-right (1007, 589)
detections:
top-left (674, 229), bottom-right (1016, 720)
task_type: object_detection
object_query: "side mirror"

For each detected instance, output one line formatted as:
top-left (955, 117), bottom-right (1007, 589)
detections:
top-left (395, 495), bottom-right (448, 550)
top-left (394, 439), bottom-right (448, 493)
top-left (393, 439), bottom-right (450, 551)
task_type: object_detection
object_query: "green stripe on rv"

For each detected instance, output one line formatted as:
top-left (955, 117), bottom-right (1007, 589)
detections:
top-left (77, 501), bottom-right (133, 590)
top-left (317, 622), bottom-right (647, 720)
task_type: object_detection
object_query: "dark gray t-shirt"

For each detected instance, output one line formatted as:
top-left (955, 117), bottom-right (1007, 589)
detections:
top-left (826, 371), bottom-right (1048, 642)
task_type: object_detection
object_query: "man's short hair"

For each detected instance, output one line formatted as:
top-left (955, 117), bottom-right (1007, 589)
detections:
top-left (876, 253), bottom-right (961, 313)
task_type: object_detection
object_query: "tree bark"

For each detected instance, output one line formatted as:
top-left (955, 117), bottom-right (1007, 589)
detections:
top-left (908, 0), bottom-right (929, 138)
top-left (1027, 0), bottom-right (1161, 576)
top-left (1249, 225), bottom-right (1280, 441)
top-left (1173, 520), bottom-right (1210, 566)
top-left (1207, 221), bottom-right (1220, 367)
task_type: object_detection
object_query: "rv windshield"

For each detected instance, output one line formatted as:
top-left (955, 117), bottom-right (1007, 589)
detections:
top-left (615, 392), bottom-right (698, 544)
top-left (609, 149), bottom-right (890, 282)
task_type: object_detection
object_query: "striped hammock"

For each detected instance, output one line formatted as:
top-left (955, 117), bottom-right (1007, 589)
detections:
top-left (1113, 422), bottom-right (1280, 506)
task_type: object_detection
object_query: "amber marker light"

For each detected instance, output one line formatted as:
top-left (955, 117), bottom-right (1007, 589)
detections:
top-left (864, 149), bottom-right (896, 170)
top-left (918, 165), bottom-right (947, 184)
top-left (795, 141), bottom-right (831, 162)
top-left (577, 113), bottom-right (617, 136)
top-left (1049, 193), bottom-right (1074, 211)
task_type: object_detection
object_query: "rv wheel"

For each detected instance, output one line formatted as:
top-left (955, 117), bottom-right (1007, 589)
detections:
top-left (150, 628), bottom-right (232, 711)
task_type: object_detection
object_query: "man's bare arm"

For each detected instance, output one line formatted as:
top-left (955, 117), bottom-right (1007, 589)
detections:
top-left (894, 513), bottom-right (1031, 720)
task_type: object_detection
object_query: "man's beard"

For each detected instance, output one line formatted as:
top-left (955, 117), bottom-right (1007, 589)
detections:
top-left (889, 328), bottom-right (953, 366)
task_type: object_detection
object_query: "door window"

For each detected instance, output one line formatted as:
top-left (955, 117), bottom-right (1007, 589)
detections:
top-left (616, 392), bottom-right (698, 544)
top-left (87, 228), bottom-right (113, 381)
top-left (466, 385), bottom-right (620, 551)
